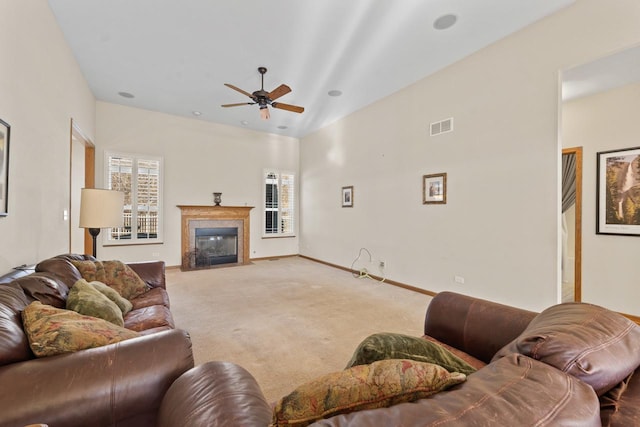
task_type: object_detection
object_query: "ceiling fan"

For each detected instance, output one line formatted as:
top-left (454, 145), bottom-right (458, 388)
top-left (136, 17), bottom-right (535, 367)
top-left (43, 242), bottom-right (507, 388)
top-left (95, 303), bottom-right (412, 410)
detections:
top-left (221, 67), bottom-right (305, 120)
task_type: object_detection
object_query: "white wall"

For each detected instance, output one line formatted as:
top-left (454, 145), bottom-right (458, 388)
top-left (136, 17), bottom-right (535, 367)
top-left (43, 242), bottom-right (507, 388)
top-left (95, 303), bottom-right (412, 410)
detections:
top-left (95, 102), bottom-right (299, 266)
top-left (0, 0), bottom-right (95, 272)
top-left (562, 81), bottom-right (640, 315)
top-left (299, 0), bottom-right (640, 312)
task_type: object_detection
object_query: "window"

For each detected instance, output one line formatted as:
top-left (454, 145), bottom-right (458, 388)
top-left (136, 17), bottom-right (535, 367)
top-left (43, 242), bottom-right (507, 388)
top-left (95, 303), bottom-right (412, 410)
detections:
top-left (105, 151), bottom-right (163, 244)
top-left (264, 170), bottom-right (295, 237)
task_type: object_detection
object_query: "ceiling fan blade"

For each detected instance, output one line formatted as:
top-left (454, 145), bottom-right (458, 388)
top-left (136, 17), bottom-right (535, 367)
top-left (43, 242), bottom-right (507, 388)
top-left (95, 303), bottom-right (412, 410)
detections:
top-left (272, 102), bottom-right (304, 114)
top-left (224, 83), bottom-right (254, 99)
top-left (268, 84), bottom-right (291, 101)
top-left (221, 102), bottom-right (254, 107)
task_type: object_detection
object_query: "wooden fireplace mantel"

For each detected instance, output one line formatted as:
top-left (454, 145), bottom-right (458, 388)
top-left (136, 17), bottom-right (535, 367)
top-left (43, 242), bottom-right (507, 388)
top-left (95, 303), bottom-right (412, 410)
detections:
top-left (177, 205), bottom-right (254, 270)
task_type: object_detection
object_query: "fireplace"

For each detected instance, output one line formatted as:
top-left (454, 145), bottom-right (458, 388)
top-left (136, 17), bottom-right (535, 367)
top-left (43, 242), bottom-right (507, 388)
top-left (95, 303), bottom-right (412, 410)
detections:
top-left (194, 227), bottom-right (238, 267)
top-left (178, 205), bottom-right (254, 271)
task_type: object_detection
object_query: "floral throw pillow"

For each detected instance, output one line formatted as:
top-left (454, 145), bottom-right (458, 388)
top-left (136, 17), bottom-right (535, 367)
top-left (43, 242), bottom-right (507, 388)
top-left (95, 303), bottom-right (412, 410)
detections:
top-left (71, 260), bottom-right (150, 300)
top-left (101, 260), bottom-right (150, 300)
top-left (270, 359), bottom-right (466, 427)
top-left (71, 260), bottom-right (106, 283)
top-left (22, 301), bottom-right (139, 357)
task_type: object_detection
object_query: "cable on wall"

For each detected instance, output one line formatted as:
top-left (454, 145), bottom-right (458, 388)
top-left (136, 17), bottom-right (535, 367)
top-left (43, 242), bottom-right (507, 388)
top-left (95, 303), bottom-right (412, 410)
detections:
top-left (350, 247), bottom-right (386, 283)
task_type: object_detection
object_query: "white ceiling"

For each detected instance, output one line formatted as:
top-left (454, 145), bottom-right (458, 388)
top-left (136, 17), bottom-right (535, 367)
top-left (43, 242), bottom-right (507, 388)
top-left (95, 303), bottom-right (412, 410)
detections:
top-left (48, 0), bottom-right (574, 138)
top-left (562, 44), bottom-right (640, 101)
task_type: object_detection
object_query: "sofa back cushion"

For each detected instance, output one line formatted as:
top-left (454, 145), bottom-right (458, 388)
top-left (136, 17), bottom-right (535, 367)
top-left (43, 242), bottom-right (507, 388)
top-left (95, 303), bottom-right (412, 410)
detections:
top-left (36, 257), bottom-right (83, 288)
top-left (10, 273), bottom-right (69, 308)
top-left (424, 291), bottom-right (536, 363)
top-left (0, 285), bottom-right (33, 365)
top-left (492, 302), bottom-right (640, 395)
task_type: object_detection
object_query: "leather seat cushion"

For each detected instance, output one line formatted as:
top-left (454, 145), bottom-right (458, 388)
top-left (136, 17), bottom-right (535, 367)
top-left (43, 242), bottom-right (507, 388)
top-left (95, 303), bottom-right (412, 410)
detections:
top-left (124, 305), bottom-right (175, 332)
top-left (130, 287), bottom-right (170, 310)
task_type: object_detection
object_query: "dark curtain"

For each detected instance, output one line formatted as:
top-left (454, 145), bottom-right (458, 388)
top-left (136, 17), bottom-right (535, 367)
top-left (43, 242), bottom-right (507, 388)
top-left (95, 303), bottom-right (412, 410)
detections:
top-left (562, 153), bottom-right (577, 213)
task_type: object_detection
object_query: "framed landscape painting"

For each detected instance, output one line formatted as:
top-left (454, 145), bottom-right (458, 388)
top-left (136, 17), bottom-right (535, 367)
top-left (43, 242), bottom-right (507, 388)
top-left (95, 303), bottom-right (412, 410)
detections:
top-left (0, 119), bottom-right (9, 216)
top-left (596, 146), bottom-right (640, 236)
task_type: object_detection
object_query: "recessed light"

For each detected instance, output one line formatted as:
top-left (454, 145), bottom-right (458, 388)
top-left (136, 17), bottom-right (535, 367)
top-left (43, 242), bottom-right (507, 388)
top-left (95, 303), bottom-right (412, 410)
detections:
top-left (277, 125), bottom-right (288, 130)
top-left (328, 90), bottom-right (342, 97)
top-left (192, 111), bottom-right (202, 116)
top-left (241, 120), bottom-right (249, 126)
top-left (118, 91), bottom-right (135, 98)
top-left (433, 14), bottom-right (457, 30)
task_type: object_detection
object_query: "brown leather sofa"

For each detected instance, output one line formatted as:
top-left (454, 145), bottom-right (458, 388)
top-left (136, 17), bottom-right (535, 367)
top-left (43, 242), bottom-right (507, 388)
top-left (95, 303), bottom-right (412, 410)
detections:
top-left (158, 291), bottom-right (640, 426)
top-left (0, 254), bottom-right (194, 427)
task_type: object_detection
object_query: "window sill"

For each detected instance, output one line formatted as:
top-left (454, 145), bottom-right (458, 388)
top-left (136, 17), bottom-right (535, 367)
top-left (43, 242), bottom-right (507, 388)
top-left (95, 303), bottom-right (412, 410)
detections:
top-left (262, 235), bottom-right (296, 239)
top-left (104, 241), bottom-right (164, 247)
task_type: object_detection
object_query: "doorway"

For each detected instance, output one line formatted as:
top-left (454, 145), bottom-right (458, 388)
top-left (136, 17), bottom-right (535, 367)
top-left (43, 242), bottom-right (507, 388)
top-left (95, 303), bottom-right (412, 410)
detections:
top-left (561, 147), bottom-right (582, 302)
top-left (69, 120), bottom-right (95, 254)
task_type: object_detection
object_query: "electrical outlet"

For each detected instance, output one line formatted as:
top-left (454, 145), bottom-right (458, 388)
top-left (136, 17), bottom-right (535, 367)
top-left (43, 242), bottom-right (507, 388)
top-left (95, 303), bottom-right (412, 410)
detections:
top-left (152, 252), bottom-right (160, 258)
top-left (379, 261), bottom-right (385, 269)
top-left (454, 275), bottom-right (465, 284)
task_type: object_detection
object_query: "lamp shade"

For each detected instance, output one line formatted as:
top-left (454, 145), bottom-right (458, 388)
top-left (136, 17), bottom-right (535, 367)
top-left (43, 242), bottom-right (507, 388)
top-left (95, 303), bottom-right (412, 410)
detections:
top-left (79, 188), bottom-right (124, 228)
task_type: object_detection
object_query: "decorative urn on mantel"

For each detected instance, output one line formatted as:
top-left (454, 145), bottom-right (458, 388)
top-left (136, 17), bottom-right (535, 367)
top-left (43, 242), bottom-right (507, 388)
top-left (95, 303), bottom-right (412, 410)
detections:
top-left (177, 205), bottom-right (254, 271)
top-left (213, 192), bottom-right (222, 206)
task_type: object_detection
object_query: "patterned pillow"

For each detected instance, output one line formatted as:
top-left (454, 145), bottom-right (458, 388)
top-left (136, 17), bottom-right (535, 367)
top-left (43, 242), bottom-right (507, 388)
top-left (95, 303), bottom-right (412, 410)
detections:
top-left (71, 260), bottom-right (150, 300)
top-left (22, 301), bottom-right (139, 357)
top-left (89, 280), bottom-right (133, 315)
top-left (71, 260), bottom-right (106, 283)
top-left (346, 332), bottom-right (477, 376)
top-left (270, 359), bottom-right (466, 427)
top-left (66, 279), bottom-right (124, 326)
top-left (101, 260), bottom-right (150, 300)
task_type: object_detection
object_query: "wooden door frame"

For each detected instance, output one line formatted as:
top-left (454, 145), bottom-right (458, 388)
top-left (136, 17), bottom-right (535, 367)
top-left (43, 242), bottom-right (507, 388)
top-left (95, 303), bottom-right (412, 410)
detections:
top-left (69, 119), bottom-right (95, 255)
top-left (562, 146), bottom-right (582, 301)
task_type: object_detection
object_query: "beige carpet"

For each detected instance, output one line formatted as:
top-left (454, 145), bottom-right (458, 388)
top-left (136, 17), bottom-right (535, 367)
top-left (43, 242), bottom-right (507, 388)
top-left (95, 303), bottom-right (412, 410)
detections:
top-left (166, 256), bottom-right (432, 402)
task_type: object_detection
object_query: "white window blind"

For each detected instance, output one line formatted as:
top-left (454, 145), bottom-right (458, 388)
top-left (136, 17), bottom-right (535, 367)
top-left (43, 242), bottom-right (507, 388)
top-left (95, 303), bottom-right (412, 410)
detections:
top-left (105, 152), bottom-right (163, 244)
top-left (264, 170), bottom-right (295, 237)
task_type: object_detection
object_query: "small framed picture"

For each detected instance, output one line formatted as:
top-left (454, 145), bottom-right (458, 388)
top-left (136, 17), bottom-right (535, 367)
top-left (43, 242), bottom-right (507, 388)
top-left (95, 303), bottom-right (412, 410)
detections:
top-left (0, 118), bottom-right (10, 216)
top-left (423, 173), bottom-right (446, 204)
top-left (342, 186), bottom-right (354, 208)
top-left (596, 146), bottom-right (640, 236)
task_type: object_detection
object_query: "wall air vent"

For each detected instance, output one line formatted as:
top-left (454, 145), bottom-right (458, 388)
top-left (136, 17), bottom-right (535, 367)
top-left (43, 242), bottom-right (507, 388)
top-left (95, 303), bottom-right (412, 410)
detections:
top-left (430, 118), bottom-right (454, 136)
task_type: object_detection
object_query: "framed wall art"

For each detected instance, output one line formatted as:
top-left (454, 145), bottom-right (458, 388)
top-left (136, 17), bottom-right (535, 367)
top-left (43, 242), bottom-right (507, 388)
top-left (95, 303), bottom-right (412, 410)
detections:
top-left (0, 118), bottom-right (10, 216)
top-left (596, 146), bottom-right (640, 236)
top-left (423, 173), bottom-right (446, 204)
top-left (342, 186), bottom-right (353, 208)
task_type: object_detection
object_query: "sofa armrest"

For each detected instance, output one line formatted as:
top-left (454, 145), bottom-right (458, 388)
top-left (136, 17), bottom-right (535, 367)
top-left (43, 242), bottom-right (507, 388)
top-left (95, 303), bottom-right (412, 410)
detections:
top-left (424, 291), bottom-right (537, 363)
top-left (159, 361), bottom-right (272, 427)
top-left (127, 260), bottom-right (166, 289)
top-left (0, 329), bottom-right (193, 427)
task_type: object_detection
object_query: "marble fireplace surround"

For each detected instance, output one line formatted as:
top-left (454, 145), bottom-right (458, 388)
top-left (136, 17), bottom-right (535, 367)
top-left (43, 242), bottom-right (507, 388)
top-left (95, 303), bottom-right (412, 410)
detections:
top-left (178, 205), bottom-right (254, 270)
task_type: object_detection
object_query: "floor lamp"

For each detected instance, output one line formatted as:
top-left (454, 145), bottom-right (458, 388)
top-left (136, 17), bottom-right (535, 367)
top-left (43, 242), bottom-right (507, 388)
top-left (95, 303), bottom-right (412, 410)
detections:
top-left (79, 188), bottom-right (124, 258)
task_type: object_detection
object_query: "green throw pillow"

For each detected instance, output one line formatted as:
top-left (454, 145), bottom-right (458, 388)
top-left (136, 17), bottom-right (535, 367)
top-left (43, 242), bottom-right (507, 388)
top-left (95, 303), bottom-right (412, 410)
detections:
top-left (89, 280), bottom-right (133, 315)
top-left (271, 359), bottom-right (466, 427)
top-left (66, 279), bottom-right (124, 327)
top-left (346, 332), bottom-right (477, 376)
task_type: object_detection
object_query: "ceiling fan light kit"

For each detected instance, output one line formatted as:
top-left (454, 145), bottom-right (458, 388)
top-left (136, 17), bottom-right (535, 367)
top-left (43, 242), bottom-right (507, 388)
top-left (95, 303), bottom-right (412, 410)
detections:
top-left (222, 67), bottom-right (305, 120)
